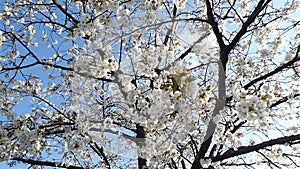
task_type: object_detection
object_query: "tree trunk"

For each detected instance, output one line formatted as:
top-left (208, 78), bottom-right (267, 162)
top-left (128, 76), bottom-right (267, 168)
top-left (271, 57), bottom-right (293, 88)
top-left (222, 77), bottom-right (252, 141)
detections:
top-left (136, 124), bottom-right (147, 169)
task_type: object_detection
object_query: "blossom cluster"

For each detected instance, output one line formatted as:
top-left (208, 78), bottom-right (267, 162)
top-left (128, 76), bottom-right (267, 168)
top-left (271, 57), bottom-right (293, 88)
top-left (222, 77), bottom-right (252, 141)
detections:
top-left (235, 89), bottom-right (268, 123)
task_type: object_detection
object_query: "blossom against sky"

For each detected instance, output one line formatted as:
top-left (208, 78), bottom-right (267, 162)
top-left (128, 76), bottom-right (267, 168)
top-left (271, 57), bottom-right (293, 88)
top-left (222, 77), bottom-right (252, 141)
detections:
top-left (1, 0), bottom-right (300, 168)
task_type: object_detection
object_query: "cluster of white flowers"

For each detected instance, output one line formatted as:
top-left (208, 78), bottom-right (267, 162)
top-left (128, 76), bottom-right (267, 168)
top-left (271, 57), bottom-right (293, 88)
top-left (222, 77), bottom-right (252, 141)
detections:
top-left (0, 113), bottom-right (47, 160)
top-left (6, 50), bottom-right (19, 59)
top-left (0, 30), bottom-right (5, 47)
top-left (73, 54), bottom-right (118, 78)
top-left (63, 0), bottom-right (225, 164)
top-left (71, 40), bottom-right (118, 79)
top-left (173, 0), bottom-right (187, 9)
top-left (116, 7), bottom-right (131, 26)
top-left (236, 89), bottom-right (268, 123)
top-left (66, 28), bottom-right (219, 165)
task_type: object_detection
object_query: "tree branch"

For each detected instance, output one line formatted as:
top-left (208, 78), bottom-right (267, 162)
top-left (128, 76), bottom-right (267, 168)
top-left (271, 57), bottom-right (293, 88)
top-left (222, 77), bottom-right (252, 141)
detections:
top-left (229, 0), bottom-right (272, 50)
top-left (11, 157), bottom-right (83, 169)
top-left (205, 0), bottom-right (225, 48)
top-left (212, 133), bottom-right (300, 162)
top-left (52, 0), bottom-right (79, 24)
top-left (244, 45), bottom-right (300, 90)
top-left (163, 4), bottom-right (177, 45)
top-left (270, 93), bottom-right (300, 108)
top-left (192, 61), bottom-right (226, 168)
top-left (92, 143), bottom-right (111, 169)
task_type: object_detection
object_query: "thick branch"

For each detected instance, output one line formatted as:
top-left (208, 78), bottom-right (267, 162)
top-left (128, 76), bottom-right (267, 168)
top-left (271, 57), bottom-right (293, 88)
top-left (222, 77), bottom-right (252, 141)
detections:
top-left (270, 93), bottom-right (300, 108)
top-left (205, 0), bottom-right (229, 71)
top-left (205, 0), bottom-right (225, 49)
top-left (229, 0), bottom-right (272, 50)
top-left (192, 61), bottom-right (226, 169)
top-left (52, 0), bottom-right (79, 24)
top-left (163, 5), bottom-right (177, 45)
top-left (11, 157), bottom-right (83, 169)
top-left (92, 143), bottom-right (111, 169)
top-left (136, 124), bottom-right (147, 169)
top-left (212, 133), bottom-right (300, 162)
top-left (244, 45), bottom-right (300, 89)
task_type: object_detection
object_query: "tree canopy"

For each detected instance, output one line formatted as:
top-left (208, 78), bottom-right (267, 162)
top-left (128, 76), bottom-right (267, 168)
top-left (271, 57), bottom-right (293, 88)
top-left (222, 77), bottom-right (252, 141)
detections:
top-left (1, 0), bottom-right (300, 168)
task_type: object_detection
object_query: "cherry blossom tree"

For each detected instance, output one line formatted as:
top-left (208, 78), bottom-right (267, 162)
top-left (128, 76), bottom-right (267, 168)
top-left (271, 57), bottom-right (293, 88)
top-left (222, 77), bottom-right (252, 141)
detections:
top-left (1, 0), bottom-right (300, 168)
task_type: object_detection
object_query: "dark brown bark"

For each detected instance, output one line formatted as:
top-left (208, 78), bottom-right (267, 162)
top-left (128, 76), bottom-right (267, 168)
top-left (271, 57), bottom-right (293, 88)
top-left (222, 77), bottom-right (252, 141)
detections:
top-left (191, 0), bottom-right (273, 168)
top-left (136, 124), bottom-right (147, 169)
top-left (12, 157), bottom-right (83, 169)
top-left (211, 133), bottom-right (300, 162)
top-left (244, 45), bottom-right (300, 90)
